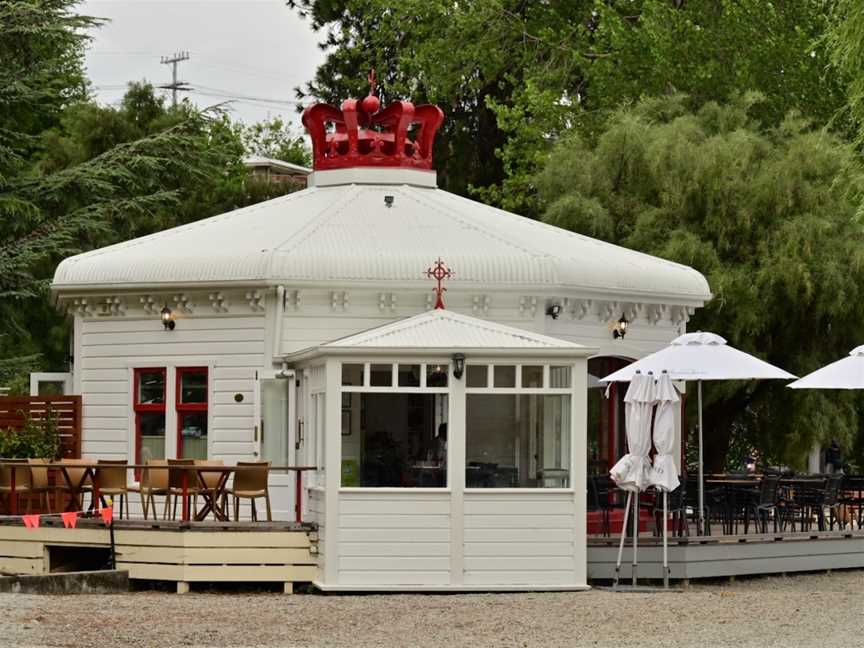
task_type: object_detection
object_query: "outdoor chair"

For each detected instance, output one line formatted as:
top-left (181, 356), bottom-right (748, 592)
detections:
top-left (57, 458), bottom-right (93, 511)
top-left (27, 458), bottom-right (54, 514)
top-left (166, 458), bottom-right (195, 520)
top-left (128, 459), bottom-right (169, 520)
top-left (0, 459), bottom-right (32, 514)
top-left (684, 474), bottom-right (713, 535)
top-left (193, 459), bottom-right (225, 520)
top-left (839, 474), bottom-right (864, 529)
top-left (589, 475), bottom-right (625, 537)
top-left (225, 461), bottom-right (272, 522)
top-left (780, 477), bottom-right (826, 532)
top-left (746, 474), bottom-right (781, 533)
top-left (652, 482), bottom-right (688, 538)
top-left (94, 459), bottom-right (129, 519)
top-left (820, 474), bottom-right (844, 530)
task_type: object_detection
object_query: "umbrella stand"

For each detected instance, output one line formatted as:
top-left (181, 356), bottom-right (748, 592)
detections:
top-left (612, 491), bottom-right (632, 590)
top-left (697, 380), bottom-right (705, 536)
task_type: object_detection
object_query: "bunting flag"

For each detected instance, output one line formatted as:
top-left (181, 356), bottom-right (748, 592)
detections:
top-left (99, 506), bottom-right (113, 526)
top-left (61, 511), bottom-right (79, 529)
top-left (22, 514), bottom-right (40, 529)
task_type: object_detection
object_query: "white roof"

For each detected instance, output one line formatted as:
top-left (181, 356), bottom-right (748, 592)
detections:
top-left (601, 331), bottom-right (796, 382)
top-left (52, 168), bottom-right (711, 302)
top-left (243, 157), bottom-right (312, 175)
top-left (288, 309), bottom-right (590, 360)
top-left (788, 346), bottom-right (864, 390)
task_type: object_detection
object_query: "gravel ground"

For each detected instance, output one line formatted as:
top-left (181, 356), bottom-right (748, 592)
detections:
top-left (1, 570), bottom-right (862, 648)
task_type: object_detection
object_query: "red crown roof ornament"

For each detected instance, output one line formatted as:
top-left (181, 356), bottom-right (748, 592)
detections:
top-left (302, 70), bottom-right (444, 172)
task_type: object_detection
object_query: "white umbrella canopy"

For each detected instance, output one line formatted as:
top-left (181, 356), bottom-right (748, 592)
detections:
top-left (788, 346), bottom-right (864, 390)
top-left (602, 331), bottom-right (795, 534)
top-left (610, 372), bottom-right (655, 492)
top-left (601, 332), bottom-right (797, 383)
top-left (650, 372), bottom-right (681, 493)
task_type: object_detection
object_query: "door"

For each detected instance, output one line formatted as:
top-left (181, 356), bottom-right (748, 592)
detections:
top-left (256, 373), bottom-right (296, 519)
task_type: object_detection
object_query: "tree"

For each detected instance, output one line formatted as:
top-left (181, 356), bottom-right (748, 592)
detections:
top-left (536, 94), bottom-right (864, 470)
top-left (289, 0), bottom-right (846, 214)
top-left (0, 3), bottom-right (245, 388)
top-left (241, 117), bottom-right (311, 167)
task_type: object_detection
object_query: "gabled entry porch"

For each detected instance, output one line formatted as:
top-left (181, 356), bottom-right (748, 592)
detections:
top-left (287, 309), bottom-right (595, 591)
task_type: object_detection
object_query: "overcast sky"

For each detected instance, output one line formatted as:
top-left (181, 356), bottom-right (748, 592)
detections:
top-left (78, 0), bottom-right (325, 128)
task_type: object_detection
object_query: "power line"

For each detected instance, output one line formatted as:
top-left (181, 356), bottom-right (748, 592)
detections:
top-left (159, 51), bottom-right (191, 108)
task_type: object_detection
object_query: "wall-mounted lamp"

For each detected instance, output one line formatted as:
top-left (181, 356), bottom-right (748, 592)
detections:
top-left (160, 304), bottom-right (176, 331)
top-left (545, 303), bottom-right (563, 320)
top-left (612, 314), bottom-right (629, 339)
top-left (452, 353), bottom-right (465, 380)
top-left (384, 195), bottom-right (394, 208)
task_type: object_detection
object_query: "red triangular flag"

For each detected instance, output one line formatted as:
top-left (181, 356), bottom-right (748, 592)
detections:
top-left (61, 511), bottom-right (78, 529)
top-left (22, 514), bottom-right (40, 529)
top-left (99, 507), bottom-right (113, 526)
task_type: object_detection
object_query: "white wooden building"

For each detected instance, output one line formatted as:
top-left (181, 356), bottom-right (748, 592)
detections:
top-left (49, 85), bottom-right (711, 590)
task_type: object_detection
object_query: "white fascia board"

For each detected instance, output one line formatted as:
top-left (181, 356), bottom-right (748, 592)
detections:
top-left (285, 345), bottom-right (597, 365)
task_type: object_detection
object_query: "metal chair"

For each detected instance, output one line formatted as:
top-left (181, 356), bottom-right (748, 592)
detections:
top-left (746, 474), bottom-right (781, 533)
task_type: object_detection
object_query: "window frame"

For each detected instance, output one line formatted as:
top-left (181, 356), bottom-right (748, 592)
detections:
top-left (133, 367), bottom-right (167, 467)
top-left (339, 360), bottom-right (451, 491)
top-left (175, 366), bottom-right (209, 459)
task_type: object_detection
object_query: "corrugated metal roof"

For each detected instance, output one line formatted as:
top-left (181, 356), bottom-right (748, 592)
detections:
top-left (52, 170), bottom-right (711, 301)
top-left (320, 309), bottom-right (586, 350)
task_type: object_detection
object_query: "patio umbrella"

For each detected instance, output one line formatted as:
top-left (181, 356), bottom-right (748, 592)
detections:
top-left (788, 346), bottom-right (864, 390)
top-left (602, 331), bottom-right (795, 534)
top-left (650, 372), bottom-right (680, 588)
top-left (610, 372), bottom-right (656, 588)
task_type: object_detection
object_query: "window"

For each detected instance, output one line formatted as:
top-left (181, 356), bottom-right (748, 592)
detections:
top-left (465, 364), bottom-right (573, 489)
top-left (340, 361), bottom-right (449, 488)
top-left (134, 368), bottom-right (166, 464)
top-left (176, 367), bottom-right (208, 459)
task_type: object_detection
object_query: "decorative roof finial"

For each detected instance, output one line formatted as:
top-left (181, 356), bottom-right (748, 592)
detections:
top-left (425, 258), bottom-right (453, 310)
top-left (361, 68), bottom-right (380, 114)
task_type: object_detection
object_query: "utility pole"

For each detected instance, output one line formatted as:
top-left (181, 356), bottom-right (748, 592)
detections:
top-left (159, 51), bottom-right (190, 108)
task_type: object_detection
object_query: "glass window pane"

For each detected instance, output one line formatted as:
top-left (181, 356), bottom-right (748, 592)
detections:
top-left (522, 366), bottom-right (544, 388)
top-left (550, 366), bottom-right (572, 388)
top-left (342, 363), bottom-right (364, 386)
top-left (138, 371), bottom-right (165, 404)
top-left (466, 365), bottom-right (487, 388)
top-left (341, 393), bottom-right (448, 488)
top-left (260, 379), bottom-right (291, 465)
top-left (398, 364), bottom-right (421, 387)
top-left (466, 393), bottom-right (570, 488)
top-left (139, 412), bottom-right (165, 461)
top-left (494, 365), bottom-right (516, 388)
top-left (180, 370), bottom-right (207, 404)
top-left (179, 411), bottom-right (208, 460)
top-left (370, 364), bottom-right (393, 387)
top-left (426, 363), bottom-right (448, 388)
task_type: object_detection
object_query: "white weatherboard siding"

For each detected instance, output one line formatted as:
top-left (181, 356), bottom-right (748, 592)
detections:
top-left (308, 488), bottom-right (326, 577)
top-left (337, 492), bottom-right (451, 586)
top-left (79, 315), bottom-right (265, 461)
top-left (463, 492), bottom-right (579, 586)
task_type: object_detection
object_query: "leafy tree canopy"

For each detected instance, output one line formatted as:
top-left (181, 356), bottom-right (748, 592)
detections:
top-left (537, 94), bottom-right (864, 470)
top-left (289, 0), bottom-right (846, 214)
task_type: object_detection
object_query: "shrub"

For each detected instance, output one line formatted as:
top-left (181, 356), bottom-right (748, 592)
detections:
top-left (0, 410), bottom-right (61, 459)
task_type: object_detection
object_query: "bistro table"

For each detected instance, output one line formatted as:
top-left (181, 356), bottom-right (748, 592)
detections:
top-left (0, 461), bottom-right (316, 522)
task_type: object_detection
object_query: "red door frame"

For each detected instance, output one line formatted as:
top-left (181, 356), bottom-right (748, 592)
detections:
top-left (175, 367), bottom-right (208, 458)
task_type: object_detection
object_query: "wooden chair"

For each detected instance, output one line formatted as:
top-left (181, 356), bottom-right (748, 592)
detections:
top-left (94, 459), bottom-right (129, 519)
top-left (0, 459), bottom-right (31, 514)
top-left (58, 458), bottom-right (93, 511)
top-left (128, 459), bottom-right (169, 520)
top-left (225, 461), bottom-right (272, 522)
top-left (27, 459), bottom-right (54, 514)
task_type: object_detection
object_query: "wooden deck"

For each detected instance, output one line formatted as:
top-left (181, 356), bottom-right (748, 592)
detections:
top-left (588, 529), bottom-right (864, 582)
top-left (0, 517), bottom-right (318, 593)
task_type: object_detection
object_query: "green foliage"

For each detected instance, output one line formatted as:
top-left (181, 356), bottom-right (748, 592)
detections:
top-left (290, 0), bottom-right (846, 213)
top-left (241, 118), bottom-right (311, 167)
top-left (537, 95), bottom-right (864, 470)
top-left (0, 412), bottom-right (61, 460)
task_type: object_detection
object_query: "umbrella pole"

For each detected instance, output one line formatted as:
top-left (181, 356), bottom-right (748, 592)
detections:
top-left (663, 490), bottom-right (669, 588)
top-left (613, 491), bottom-right (632, 590)
top-left (698, 380), bottom-right (705, 536)
top-left (632, 490), bottom-right (639, 587)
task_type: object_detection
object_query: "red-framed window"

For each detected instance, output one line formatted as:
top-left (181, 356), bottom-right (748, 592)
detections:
top-left (134, 368), bottom-right (167, 466)
top-left (176, 367), bottom-right (208, 459)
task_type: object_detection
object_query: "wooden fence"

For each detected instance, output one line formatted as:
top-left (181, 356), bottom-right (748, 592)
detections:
top-left (0, 396), bottom-right (82, 458)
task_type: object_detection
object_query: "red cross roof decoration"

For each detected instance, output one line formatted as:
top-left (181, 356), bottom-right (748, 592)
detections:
top-left (302, 70), bottom-right (445, 172)
top-left (425, 258), bottom-right (452, 309)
